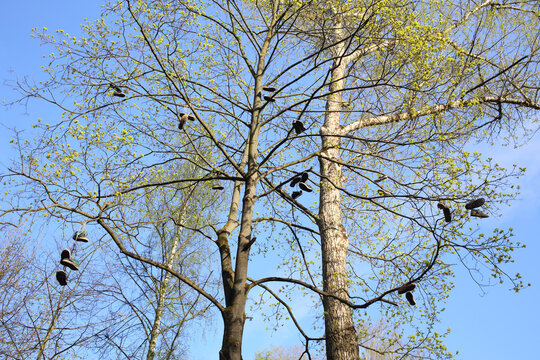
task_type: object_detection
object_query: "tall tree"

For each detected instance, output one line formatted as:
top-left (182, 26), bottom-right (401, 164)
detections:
top-left (2, 1), bottom-right (538, 360)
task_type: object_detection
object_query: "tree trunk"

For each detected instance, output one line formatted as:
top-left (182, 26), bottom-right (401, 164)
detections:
top-left (318, 21), bottom-right (360, 360)
top-left (146, 232), bottom-right (182, 360)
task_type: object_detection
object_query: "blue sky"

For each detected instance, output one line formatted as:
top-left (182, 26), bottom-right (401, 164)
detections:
top-left (1, 2), bottom-right (539, 359)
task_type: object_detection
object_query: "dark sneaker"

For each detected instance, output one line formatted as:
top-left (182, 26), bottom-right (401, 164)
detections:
top-left (113, 91), bottom-right (126, 98)
top-left (397, 283), bottom-right (416, 294)
top-left (178, 118), bottom-right (186, 130)
top-left (293, 121), bottom-right (305, 135)
top-left (61, 249), bottom-right (71, 260)
top-left (73, 231), bottom-right (89, 243)
top-left (405, 292), bottom-right (416, 306)
top-left (378, 189), bottom-right (392, 197)
top-left (56, 270), bottom-right (67, 286)
top-left (437, 203), bottom-right (452, 222)
top-left (263, 96), bottom-right (275, 102)
top-left (212, 185), bottom-right (224, 190)
top-left (465, 198), bottom-right (485, 210)
top-left (298, 182), bottom-right (312, 192)
top-left (443, 207), bottom-right (452, 223)
top-left (470, 209), bottom-right (489, 218)
top-left (60, 258), bottom-right (80, 271)
top-left (292, 191), bottom-right (302, 199)
top-left (262, 86), bottom-right (276, 92)
top-left (290, 175), bottom-right (302, 187)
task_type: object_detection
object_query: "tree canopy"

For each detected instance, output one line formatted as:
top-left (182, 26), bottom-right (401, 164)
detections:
top-left (2, 0), bottom-right (539, 359)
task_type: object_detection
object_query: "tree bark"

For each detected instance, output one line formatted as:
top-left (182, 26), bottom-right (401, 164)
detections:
top-left (146, 231), bottom-right (182, 360)
top-left (318, 18), bottom-right (360, 360)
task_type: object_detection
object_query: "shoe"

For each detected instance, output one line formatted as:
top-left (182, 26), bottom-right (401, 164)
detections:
top-left (405, 292), bottom-right (416, 306)
top-left (262, 86), bottom-right (276, 92)
top-left (374, 175), bottom-right (388, 183)
top-left (397, 283), bottom-right (416, 295)
top-left (378, 189), bottom-right (392, 197)
top-left (178, 118), bottom-right (186, 130)
top-left (291, 191), bottom-right (302, 199)
top-left (60, 258), bottom-right (80, 271)
top-left (61, 249), bottom-right (71, 260)
top-left (212, 185), bottom-right (224, 190)
top-left (298, 182), bottom-right (312, 192)
top-left (56, 270), bottom-right (67, 286)
top-left (443, 207), bottom-right (452, 222)
top-left (292, 121), bottom-right (305, 135)
top-left (113, 91), bottom-right (126, 98)
top-left (465, 198), bottom-right (485, 210)
top-left (290, 175), bottom-right (302, 187)
top-left (263, 96), bottom-right (275, 102)
top-left (110, 83), bottom-right (121, 92)
top-left (437, 203), bottom-right (452, 222)
top-left (73, 231), bottom-right (89, 243)
top-left (470, 209), bottom-right (489, 218)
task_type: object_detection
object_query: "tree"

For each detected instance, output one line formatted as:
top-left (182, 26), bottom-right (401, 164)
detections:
top-left (2, 0), bottom-right (538, 359)
top-left (303, 1), bottom-right (539, 358)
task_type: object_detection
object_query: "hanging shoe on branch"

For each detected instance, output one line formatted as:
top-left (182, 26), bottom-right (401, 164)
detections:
top-left (291, 191), bottom-right (302, 199)
top-left (56, 270), bottom-right (68, 286)
top-left (465, 198), bottom-right (485, 210)
top-left (292, 121), bottom-right (305, 135)
top-left (60, 249), bottom-right (80, 271)
top-left (437, 203), bottom-right (452, 223)
top-left (405, 291), bottom-right (416, 306)
top-left (73, 231), bottom-right (89, 243)
top-left (470, 209), bottom-right (489, 218)
top-left (262, 86), bottom-right (276, 92)
top-left (397, 283), bottom-right (416, 295)
top-left (298, 182), bottom-right (312, 192)
top-left (109, 83), bottom-right (126, 98)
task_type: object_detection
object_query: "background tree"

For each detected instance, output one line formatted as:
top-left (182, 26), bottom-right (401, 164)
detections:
top-left (2, 0), bottom-right (539, 360)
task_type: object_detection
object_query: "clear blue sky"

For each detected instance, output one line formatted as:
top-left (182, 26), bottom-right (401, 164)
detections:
top-left (1, 2), bottom-right (538, 359)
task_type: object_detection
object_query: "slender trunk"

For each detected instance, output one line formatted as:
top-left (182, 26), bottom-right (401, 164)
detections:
top-left (146, 232), bottom-right (182, 360)
top-left (218, 3), bottom-right (276, 357)
top-left (146, 278), bottom-right (167, 360)
top-left (318, 21), bottom-right (360, 360)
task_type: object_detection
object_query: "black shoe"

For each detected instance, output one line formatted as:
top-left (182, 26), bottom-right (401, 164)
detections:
top-left (264, 96), bottom-right (275, 102)
top-left (60, 258), bottom-right (80, 271)
top-left (291, 191), bottom-right (302, 199)
top-left (397, 283), bottom-right (416, 294)
top-left (292, 121), bottom-right (305, 135)
top-left (178, 118), bottom-right (186, 130)
top-left (437, 203), bottom-right (452, 222)
top-left (470, 209), bottom-right (489, 218)
top-left (298, 182), bottom-right (312, 192)
top-left (262, 86), bottom-right (276, 92)
top-left (73, 231), bottom-right (89, 243)
top-left (113, 91), bottom-right (126, 98)
top-left (61, 249), bottom-right (71, 260)
top-left (405, 292), bottom-right (416, 306)
top-left (212, 185), bottom-right (224, 190)
top-left (56, 270), bottom-right (67, 286)
top-left (465, 198), bottom-right (485, 210)
top-left (443, 207), bottom-right (452, 223)
top-left (290, 175), bottom-right (302, 187)
top-left (378, 189), bottom-right (392, 197)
